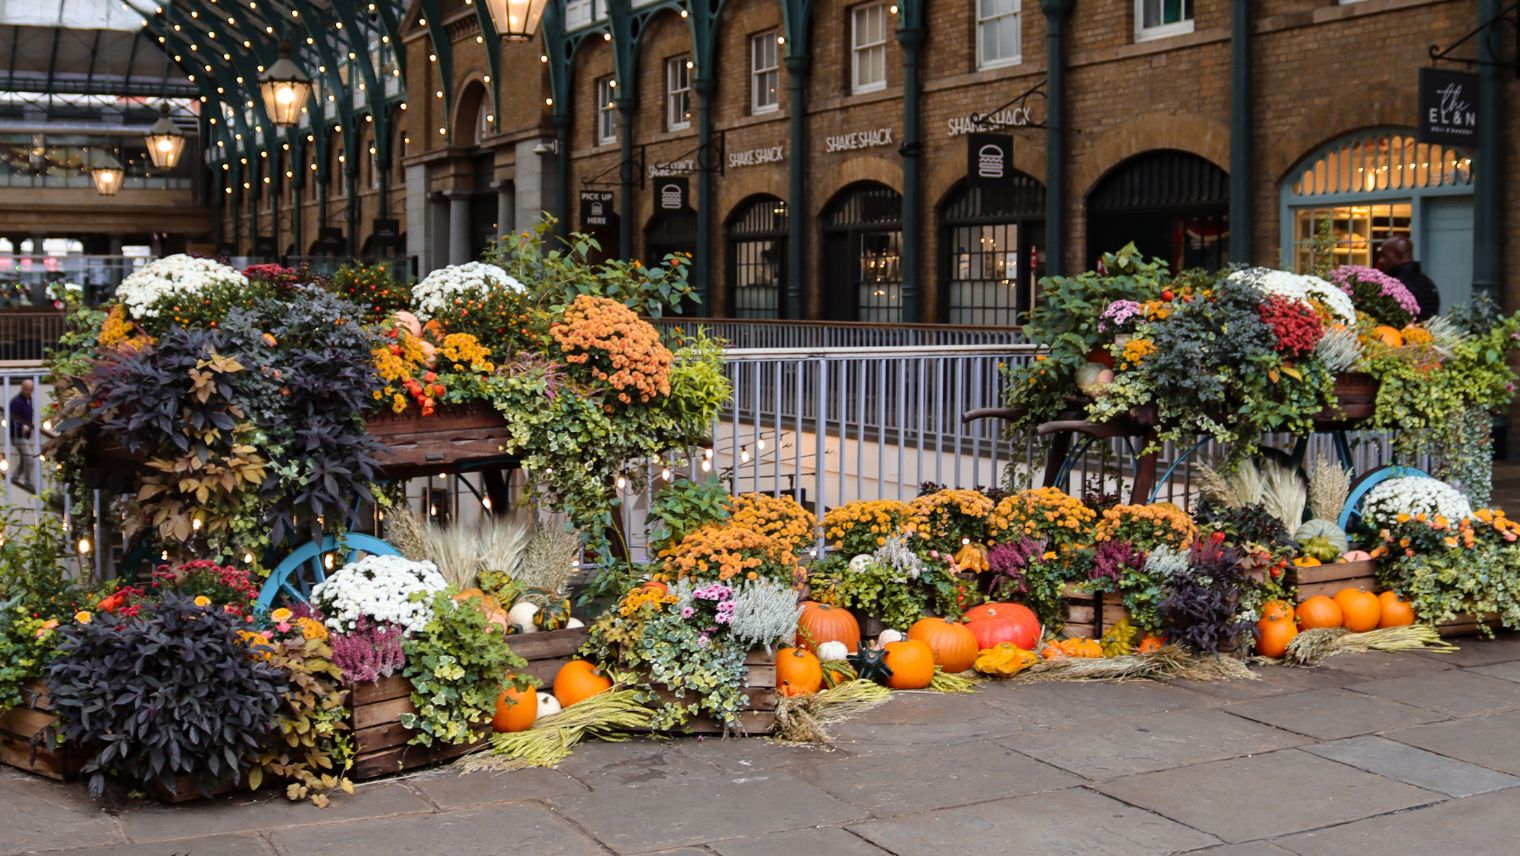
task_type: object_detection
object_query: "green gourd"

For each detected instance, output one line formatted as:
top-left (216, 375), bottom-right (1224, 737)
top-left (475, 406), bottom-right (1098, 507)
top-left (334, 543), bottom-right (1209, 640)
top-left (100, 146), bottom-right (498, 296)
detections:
top-left (1294, 519), bottom-right (1348, 559)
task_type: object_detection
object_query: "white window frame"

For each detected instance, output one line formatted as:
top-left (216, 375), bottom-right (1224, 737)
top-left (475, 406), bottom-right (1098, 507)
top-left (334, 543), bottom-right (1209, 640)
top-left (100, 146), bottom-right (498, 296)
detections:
top-left (751, 32), bottom-right (781, 114)
top-left (850, 2), bottom-right (888, 95)
top-left (976, 0), bottom-right (1022, 70)
top-left (596, 76), bottom-right (617, 146)
top-left (1134, 0), bottom-right (1195, 42)
top-left (666, 55), bottom-right (693, 131)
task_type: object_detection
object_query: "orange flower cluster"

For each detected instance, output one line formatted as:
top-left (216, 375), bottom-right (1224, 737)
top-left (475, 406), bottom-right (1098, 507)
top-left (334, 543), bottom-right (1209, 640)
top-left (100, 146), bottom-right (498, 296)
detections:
top-left (550, 295), bottom-right (673, 405)
top-left (619, 585), bottom-right (678, 616)
top-left (660, 523), bottom-right (803, 586)
top-left (726, 493), bottom-right (818, 555)
top-left (372, 327), bottom-right (433, 414)
top-left (823, 499), bottom-right (912, 554)
top-left (905, 489), bottom-right (995, 548)
top-left (1094, 503), bottom-right (1198, 549)
top-left (97, 304), bottom-right (154, 351)
top-left (988, 487), bottom-right (1096, 548)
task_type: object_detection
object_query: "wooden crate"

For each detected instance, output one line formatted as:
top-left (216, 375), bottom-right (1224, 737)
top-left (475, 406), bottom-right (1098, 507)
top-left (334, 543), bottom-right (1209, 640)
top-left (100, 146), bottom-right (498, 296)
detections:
top-left (1435, 613), bottom-right (1504, 638)
top-left (508, 626), bottom-right (591, 687)
top-left (1061, 586), bottom-right (1129, 639)
top-left (1287, 560), bottom-right (1377, 600)
top-left (644, 648), bottom-right (777, 736)
top-left (0, 682), bottom-right (83, 781)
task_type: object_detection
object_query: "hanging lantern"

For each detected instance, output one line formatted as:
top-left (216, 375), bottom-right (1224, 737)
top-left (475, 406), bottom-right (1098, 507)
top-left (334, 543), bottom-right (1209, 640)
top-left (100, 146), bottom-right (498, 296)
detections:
top-left (89, 152), bottom-right (125, 197)
top-left (144, 103), bottom-right (187, 170)
top-left (258, 42), bottom-right (312, 128)
top-left (484, 0), bottom-right (548, 41)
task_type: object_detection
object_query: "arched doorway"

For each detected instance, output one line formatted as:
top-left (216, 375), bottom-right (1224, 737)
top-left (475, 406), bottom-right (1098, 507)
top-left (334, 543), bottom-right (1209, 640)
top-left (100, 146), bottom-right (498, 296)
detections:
top-left (1280, 129), bottom-right (1474, 308)
top-left (725, 195), bottom-right (787, 319)
top-left (645, 206), bottom-right (697, 313)
top-left (939, 174), bottom-right (1045, 326)
top-left (1087, 151), bottom-right (1228, 272)
top-left (821, 181), bottom-right (903, 322)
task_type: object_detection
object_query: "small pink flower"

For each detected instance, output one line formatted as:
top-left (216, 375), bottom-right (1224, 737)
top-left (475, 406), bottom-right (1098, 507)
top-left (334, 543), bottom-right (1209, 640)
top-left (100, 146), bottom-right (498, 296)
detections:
top-left (680, 607), bottom-right (695, 618)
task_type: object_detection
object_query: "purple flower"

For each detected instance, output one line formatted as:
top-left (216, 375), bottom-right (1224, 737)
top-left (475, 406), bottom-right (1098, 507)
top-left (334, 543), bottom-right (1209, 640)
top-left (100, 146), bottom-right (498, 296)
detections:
top-left (1099, 300), bottom-right (1144, 333)
top-left (680, 606), bottom-right (695, 618)
top-left (696, 634), bottom-right (711, 647)
top-left (1330, 266), bottom-right (1420, 317)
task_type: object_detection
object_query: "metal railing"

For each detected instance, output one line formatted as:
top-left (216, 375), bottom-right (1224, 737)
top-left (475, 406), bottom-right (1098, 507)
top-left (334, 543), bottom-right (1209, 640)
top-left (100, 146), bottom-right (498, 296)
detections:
top-left (651, 318), bottom-right (1024, 350)
top-left (0, 311), bottom-right (66, 361)
top-left (0, 254), bottom-right (152, 303)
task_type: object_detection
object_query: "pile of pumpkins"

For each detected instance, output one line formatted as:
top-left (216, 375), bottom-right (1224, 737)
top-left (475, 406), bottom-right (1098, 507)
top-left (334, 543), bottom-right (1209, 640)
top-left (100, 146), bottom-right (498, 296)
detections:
top-left (1255, 587), bottom-right (1416, 658)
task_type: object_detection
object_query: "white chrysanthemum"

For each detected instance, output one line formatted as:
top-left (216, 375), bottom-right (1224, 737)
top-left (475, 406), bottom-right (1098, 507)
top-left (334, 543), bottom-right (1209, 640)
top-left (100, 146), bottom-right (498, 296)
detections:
top-left (1362, 477), bottom-right (1474, 527)
top-left (310, 554), bottom-right (447, 635)
top-left (1227, 267), bottom-right (1356, 326)
top-left (411, 262), bottom-right (525, 318)
top-left (113, 254), bottom-right (247, 320)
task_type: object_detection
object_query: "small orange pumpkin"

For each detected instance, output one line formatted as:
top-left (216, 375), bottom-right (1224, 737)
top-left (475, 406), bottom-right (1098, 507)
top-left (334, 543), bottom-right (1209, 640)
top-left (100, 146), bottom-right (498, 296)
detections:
top-left (1372, 325), bottom-right (1405, 349)
top-left (1334, 588), bottom-right (1381, 632)
top-left (798, 601), bottom-right (862, 653)
top-left (776, 647), bottom-right (824, 697)
top-left (1261, 600), bottom-right (1295, 622)
top-left (491, 682), bottom-right (538, 733)
top-left (639, 580), bottom-right (670, 594)
top-left (1296, 595), bottom-right (1343, 630)
top-left (1255, 613), bottom-right (1299, 659)
top-left (1377, 591), bottom-right (1417, 628)
top-left (883, 639), bottom-right (936, 689)
top-left (553, 660), bottom-right (612, 708)
top-left (1136, 635), bottom-right (1166, 654)
top-left (907, 617), bottom-right (979, 673)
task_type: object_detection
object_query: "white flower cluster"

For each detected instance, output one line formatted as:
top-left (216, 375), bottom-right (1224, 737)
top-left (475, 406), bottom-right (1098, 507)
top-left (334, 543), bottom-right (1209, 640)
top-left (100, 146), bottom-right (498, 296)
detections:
top-left (310, 554), bottom-right (447, 635)
top-left (1362, 476), bottom-right (1474, 527)
top-left (411, 262), bottom-right (526, 318)
top-left (113, 254), bottom-right (247, 320)
top-left (1227, 267), bottom-right (1357, 326)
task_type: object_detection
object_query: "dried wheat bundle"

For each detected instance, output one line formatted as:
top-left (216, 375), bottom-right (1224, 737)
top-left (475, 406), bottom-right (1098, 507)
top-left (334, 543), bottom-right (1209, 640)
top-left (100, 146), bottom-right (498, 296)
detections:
top-left (773, 679), bottom-right (893, 745)
top-left (1307, 454), bottom-right (1351, 522)
top-left (1015, 645), bottom-right (1258, 683)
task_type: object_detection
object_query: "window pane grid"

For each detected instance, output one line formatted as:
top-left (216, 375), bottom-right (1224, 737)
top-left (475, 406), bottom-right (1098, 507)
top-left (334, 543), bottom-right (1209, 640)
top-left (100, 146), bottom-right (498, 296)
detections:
top-left (596, 77), bottom-right (617, 145)
top-left (751, 33), bottom-right (780, 113)
top-left (667, 56), bottom-right (692, 131)
top-left (857, 230), bottom-right (903, 322)
top-left (948, 223), bottom-right (1025, 326)
top-left (851, 3), bottom-right (887, 93)
top-left (1292, 204), bottom-right (1412, 274)
top-left (977, 0), bottom-right (1021, 68)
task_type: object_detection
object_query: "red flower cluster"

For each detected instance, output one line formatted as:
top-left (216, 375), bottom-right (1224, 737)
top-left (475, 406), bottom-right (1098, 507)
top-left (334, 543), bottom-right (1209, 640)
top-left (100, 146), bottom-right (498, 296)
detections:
top-left (241, 263), bottom-right (306, 288)
top-left (150, 559), bottom-right (261, 612)
top-left (1258, 295), bottom-right (1324, 357)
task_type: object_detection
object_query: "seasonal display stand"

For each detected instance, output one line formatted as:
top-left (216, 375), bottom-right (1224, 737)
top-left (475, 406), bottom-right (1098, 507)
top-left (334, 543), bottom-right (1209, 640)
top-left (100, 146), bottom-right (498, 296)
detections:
top-left (0, 682), bottom-right (81, 781)
top-left (347, 677), bottom-right (489, 781)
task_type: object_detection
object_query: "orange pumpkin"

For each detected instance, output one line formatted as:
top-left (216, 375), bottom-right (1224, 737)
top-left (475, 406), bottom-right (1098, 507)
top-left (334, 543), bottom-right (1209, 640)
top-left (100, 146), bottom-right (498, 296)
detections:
top-left (639, 580), bottom-right (670, 594)
top-left (1255, 613), bottom-right (1299, 659)
top-left (907, 617), bottom-right (979, 673)
top-left (882, 639), bottom-right (936, 689)
top-left (1261, 600), bottom-right (1295, 622)
top-left (553, 660), bottom-right (612, 708)
top-left (798, 602), bottom-right (861, 653)
top-left (1136, 635), bottom-right (1166, 654)
top-left (1377, 591), bottom-right (1417, 628)
top-left (453, 588), bottom-right (509, 630)
top-left (491, 682), bottom-right (538, 733)
top-left (964, 602), bottom-right (1041, 650)
top-left (1372, 325), bottom-right (1405, 349)
top-left (1334, 588), bottom-right (1381, 632)
top-left (1296, 595), bottom-right (1343, 630)
top-left (776, 647), bottom-right (824, 697)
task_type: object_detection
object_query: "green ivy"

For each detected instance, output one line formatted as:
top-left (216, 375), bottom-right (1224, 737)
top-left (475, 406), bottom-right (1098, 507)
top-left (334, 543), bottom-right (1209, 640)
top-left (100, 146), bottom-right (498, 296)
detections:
top-left (400, 592), bottom-right (533, 747)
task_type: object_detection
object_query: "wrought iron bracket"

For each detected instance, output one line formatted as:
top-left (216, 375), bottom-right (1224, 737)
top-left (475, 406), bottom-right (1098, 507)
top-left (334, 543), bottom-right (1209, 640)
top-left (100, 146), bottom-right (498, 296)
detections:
top-left (1429, 0), bottom-right (1520, 78)
top-left (969, 78), bottom-right (1049, 131)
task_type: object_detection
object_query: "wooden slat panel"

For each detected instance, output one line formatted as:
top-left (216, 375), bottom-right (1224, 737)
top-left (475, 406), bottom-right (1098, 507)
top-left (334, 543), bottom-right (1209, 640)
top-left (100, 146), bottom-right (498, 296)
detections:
top-left (22, 681), bottom-right (52, 710)
top-left (522, 659), bottom-right (568, 685)
top-left (0, 732), bottom-right (76, 781)
top-left (506, 627), bottom-right (589, 660)
top-left (744, 665), bottom-right (776, 688)
top-left (0, 707), bottom-right (55, 738)
top-left (348, 675), bottom-right (412, 707)
top-left (352, 696), bottom-right (416, 731)
top-left (352, 737), bottom-right (486, 781)
top-left (352, 720), bottom-right (416, 754)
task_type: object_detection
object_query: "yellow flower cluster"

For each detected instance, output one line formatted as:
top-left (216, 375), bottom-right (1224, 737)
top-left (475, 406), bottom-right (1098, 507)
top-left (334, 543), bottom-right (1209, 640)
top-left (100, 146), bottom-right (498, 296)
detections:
top-left (1401, 326), bottom-right (1434, 346)
top-left (1119, 337), bottom-right (1157, 368)
top-left (372, 330), bottom-right (430, 414)
top-left (619, 585), bottom-right (677, 616)
top-left (236, 629), bottom-right (275, 660)
top-left (823, 499), bottom-right (912, 554)
top-left (97, 304), bottom-right (154, 351)
top-left (727, 493), bottom-right (818, 555)
top-left (294, 616), bottom-right (328, 640)
top-left (905, 489), bottom-right (994, 547)
top-left (439, 332), bottom-right (495, 373)
top-left (1094, 503), bottom-right (1198, 549)
top-left (550, 295), bottom-right (673, 405)
top-left (661, 523), bottom-right (802, 585)
top-left (988, 487), bottom-right (1096, 547)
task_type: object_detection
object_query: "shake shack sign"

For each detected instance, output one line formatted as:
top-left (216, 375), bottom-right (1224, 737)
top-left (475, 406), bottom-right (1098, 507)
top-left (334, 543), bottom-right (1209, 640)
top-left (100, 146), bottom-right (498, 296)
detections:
top-left (1418, 68), bottom-right (1478, 146)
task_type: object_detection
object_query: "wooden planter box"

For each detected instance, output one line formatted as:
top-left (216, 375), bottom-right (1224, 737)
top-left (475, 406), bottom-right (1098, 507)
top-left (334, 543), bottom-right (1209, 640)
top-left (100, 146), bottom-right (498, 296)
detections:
top-left (1435, 613), bottom-right (1505, 638)
top-left (364, 402), bottom-right (515, 478)
top-left (1287, 559), bottom-right (1377, 600)
top-left (0, 682), bottom-right (83, 781)
top-left (1062, 585), bottom-right (1130, 639)
top-left (644, 648), bottom-right (778, 737)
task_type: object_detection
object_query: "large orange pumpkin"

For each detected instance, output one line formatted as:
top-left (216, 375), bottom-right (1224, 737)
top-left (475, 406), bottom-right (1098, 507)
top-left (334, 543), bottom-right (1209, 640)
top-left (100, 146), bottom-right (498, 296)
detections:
top-left (907, 617), bottom-right (979, 673)
top-left (776, 647), bottom-right (824, 697)
top-left (491, 682), bottom-right (538, 733)
top-left (1334, 588), bottom-right (1381, 632)
top-left (453, 588), bottom-right (509, 630)
top-left (1261, 600), bottom-right (1295, 622)
top-left (964, 602), bottom-right (1041, 650)
top-left (1255, 613), bottom-right (1299, 659)
top-left (1372, 325), bottom-right (1405, 348)
top-left (553, 660), bottom-right (612, 707)
top-left (798, 602), bottom-right (861, 653)
top-left (1296, 595), bottom-right (1343, 630)
top-left (882, 639), bottom-right (936, 690)
top-left (1377, 591), bottom-right (1417, 628)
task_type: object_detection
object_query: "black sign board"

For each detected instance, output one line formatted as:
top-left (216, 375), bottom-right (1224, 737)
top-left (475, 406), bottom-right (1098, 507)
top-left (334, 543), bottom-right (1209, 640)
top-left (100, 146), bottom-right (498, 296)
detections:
top-left (1418, 68), bottom-right (1478, 146)
top-left (580, 191), bottom-right (615, 229)
top-left (967, 133), bottom-right (1014, 192)
top-left (654, 176), bottom-right (689, 211)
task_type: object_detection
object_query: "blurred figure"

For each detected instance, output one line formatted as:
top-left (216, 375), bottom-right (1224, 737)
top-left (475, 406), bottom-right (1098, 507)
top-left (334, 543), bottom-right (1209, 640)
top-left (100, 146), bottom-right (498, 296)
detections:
top-left (7, 379), bottom-right (35, 491)
top-left (1375, 235), bottom-right (1440, 321)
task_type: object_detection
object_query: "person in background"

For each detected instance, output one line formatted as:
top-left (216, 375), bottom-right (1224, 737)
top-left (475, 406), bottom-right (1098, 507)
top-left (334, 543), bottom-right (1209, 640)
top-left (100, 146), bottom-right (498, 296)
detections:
top-left (7, 379), bottom-right (36, 492)
top-left (1375, 235), bottom-right (1440, 321)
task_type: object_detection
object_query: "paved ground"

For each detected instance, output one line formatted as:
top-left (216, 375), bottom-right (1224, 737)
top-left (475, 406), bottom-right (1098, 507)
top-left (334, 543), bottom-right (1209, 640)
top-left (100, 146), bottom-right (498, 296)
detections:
top-left (6, 636), bottom-right (1520, 856)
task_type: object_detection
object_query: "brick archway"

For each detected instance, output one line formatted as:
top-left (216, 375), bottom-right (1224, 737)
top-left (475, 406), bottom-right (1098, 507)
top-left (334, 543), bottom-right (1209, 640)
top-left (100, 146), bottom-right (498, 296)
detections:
top-left (1074, 114), bottom-right (1230, 198)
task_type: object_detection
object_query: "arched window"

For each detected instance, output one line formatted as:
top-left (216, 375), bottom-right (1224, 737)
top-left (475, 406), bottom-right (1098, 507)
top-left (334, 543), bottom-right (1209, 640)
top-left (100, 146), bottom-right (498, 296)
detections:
top-left (820, 182), bottom-right (903, 322)
top-left (1087, 150), bottom-right (1227, 272)
top-left (939, 174), bottom-right (1044, 326)
top-left (1280, 129), bottom-right (1474, 305)
top-left (726, 195), bottom-right (788, 319)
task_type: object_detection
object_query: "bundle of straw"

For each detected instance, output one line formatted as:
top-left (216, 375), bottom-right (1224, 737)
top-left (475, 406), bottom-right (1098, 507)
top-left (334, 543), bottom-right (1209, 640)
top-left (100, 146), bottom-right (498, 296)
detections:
top-left (1014, 645), bottom-right (1258, 683)
top-left (927, 669), bottom-right (979, 694)
top-left (773, 680), bottom-right (892, 745)
top-left (455, 689), bottom-right (654, 773)
top-left (1277, 625), bottom-right (1457, 667)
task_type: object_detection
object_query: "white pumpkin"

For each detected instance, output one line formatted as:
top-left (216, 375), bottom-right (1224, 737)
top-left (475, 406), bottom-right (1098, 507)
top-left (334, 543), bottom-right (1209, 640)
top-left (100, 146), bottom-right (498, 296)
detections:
top-left (534, 691), bottom-right (562, 721)
top-left (848, 554), bottom-right (874, 574)
top-left (565, 617), bottom-right (585, 629)
top-left (507, 600), bottom-right (540, 634)
top-left (877, 628), bottom-right (904, 645)
top-left (815, 640), bottom-right (849, 662)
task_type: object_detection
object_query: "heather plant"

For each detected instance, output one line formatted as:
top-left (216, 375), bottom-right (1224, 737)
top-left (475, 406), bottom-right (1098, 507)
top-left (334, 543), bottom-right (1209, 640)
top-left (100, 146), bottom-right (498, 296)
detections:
top-left (330, 616), bottom-right (407, 683)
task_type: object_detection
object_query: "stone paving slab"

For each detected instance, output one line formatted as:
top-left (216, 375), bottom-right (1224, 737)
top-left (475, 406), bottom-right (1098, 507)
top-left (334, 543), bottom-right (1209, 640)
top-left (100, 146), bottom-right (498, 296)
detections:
top-left (709, 826), bottom-right (891, 856)
top-left (0, 772), bottom-right (123, 856)
top-left (1296, 650), bottom-right (1454, 681)
top-left (825, 690), bottom-right (1022, 746)
top-left (403, 767), bottom-right (588, 809)
top-left (1224, 688), bottom-right (1445, 740)
top-left (1094, 748), bottom-right (1442, 844)
top-left (1303, 734), bottom-right (1520, 798)
top-left (1274, 787), bottom-right (1520, 854)
top-left (850, 786), bottom-right (1220, 855)
top-left (1385, 710), bottom-right (1520, 775)
top-left (1412, 634), bottom-right (1520, 667)
top-left (1189, 844), bottom-right (1299, 856)
top-left (547, 770), bottom-right (865, 852)
top-left (1470, 659), bottom-right (1520, 684)
top-left (115, 781), bottom-right (430, 843)
top-left (971, 678), bottom-right (1218, 727)
top-left (552, 736), bottom-right (719, 788)
top-left (266, 802), bottom-right (606, 856)
top-left (1348, 669), bottom-right (1520, 717)
top-left (998, 708), bottom-right (1306, 779)
top-left (25, 833), bottom-right (277, 856)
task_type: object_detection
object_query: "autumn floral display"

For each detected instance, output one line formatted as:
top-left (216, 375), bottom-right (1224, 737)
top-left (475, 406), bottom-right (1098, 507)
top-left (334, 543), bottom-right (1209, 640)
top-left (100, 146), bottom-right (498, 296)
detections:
top-left (905, 489), bottom-right (995, 553)
top-left (823, 499), bottom-right (913, 555)
top-left (726, 493), bottom-right (818, 554)
top-left (1094, 503), bottom-right (1198, 551)
top-left (550, 295), bottom-right (674, 406)
top-left (988, 488), bottom-right (1096, 550)
top-left (659, 523), bottom-right (802, 586)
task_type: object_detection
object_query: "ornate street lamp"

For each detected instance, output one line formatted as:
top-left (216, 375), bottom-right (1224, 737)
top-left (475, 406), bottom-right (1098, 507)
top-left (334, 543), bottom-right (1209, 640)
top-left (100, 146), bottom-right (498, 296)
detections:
top-left (144, 103), bottom-right (187, 170)
top-left (258, 42), bottom-right (312, 128)
top-left (484, 0), bottom-right (548, 41)
top-left (89, 151), bottom-right (125, 197)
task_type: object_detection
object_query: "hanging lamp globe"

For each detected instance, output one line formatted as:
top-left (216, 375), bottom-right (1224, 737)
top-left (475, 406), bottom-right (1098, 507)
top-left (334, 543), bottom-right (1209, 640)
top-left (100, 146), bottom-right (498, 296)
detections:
top-left (484, 0), bottom-right (548, 41)
top-left (258, 42), bottom-right (312, 128)
top-left (89, 152), bottom-right (125, 197)
top-left (144, 103), bottom-right (187, 170)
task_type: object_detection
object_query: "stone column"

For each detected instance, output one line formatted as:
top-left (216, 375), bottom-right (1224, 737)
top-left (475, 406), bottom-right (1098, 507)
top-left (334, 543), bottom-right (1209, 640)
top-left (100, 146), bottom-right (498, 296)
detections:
top-left (448, 192), bottom-right (472, 265)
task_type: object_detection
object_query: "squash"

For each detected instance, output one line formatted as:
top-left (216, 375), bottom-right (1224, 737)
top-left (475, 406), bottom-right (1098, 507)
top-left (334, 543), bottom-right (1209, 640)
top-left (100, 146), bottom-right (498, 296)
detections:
top-left (453, 588), bottom-right (509, 631)
top-left (1056, 637), bottom-right (1103, 659)
top-left (973, 643), bottom-right (1038, 678)
top-left (491, 683), bottom-right (538, 733)
top-left (1100, 618), bottom-right (1138, 657)
top-left (848, 554), bottom-right (875, 574)
top-left (776, 647), bottom-right (824, 697)
top-left (533, 596), bottom-right (574, 632)
top-left (964, 602), bottom-right (1041, 650)
top-left (1261, 600), bottom-right (1295, 622)
top-left (1136, 634), bottom-right (1166, 654)
top-left (953, 542), bottom-right (990, 573)
top-left (1076, 362), bottom-right (1110, 397)
top-left (877, 628), bottom-right (904, 646)
top-left (1296, 595), bottom-right (1343, 630)
top-left (908, 617), bottom-right (980, 673)
top-left (883, 640), bottom-right (937, 689)
top-left (507, 600), bottom-right (540, 634)
top-left (1377, 591), bottom-right (1416, 627)
top-left (1333, 588), bottom-right (1381, 632)
top-left (1372, 325), bottom-right (1405, 348)
top-left (1040, 643), bottom-right (1065, 660)
top-left (1340, 550), bottom-right (1374, 563)
top-left (815, 640), bottom-right (849, 662)
top-left (798, 602), bottom-right (862, 653)
top-left (1295, 520), bottom-right (1349, 560)
top-left (534, 691), bottom-right (562, 721)
top-left (553, 660), bottom-right (612, 707)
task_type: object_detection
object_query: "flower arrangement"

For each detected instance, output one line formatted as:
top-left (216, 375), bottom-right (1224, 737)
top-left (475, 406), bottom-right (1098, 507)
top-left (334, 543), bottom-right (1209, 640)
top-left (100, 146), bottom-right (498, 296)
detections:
top-left (984, 537), bottom-right (1069, 627)
top-left (1094, 503), bottom-right (1197, 550)
top-left (331, 261), bottom-right (410, 323)
top-left (725, 493), bottom-right (817, 555)
top-left (113, 254), bottom-right (249, 322)
top-left (988, 488), bottom-right (1095, 550)
top-left (1330, 265), bottom-right (1420, 328)
top-left (1362, 477), bottom-right (1474, 528)
top-left (329, 614), bottom-right (408, 682)
top-left (1160, 535), bottom-right (1251, 655)
top-left (371, 312), bottom-right (496, 415)
top-left (823, 499), bottom-right (912, 555)
top-left (399, 592), bottom-right (532, 747)
top-left (311, 555), bottom-right (447, 635)
top-left (905, 488), bottom-right (995, 553)
top-left (658, 523), bottom-right (802, 586)
top-left (410, 262), bottom-right (525, 319)
top-left (1375, 509), bottom-right (1520, 633)
top-left (550, 295), bottom-right (674, 406)
top-left (1226, 267), bottom-right (1356, 326)
top-left (1258, 295), bottom-right (1325, 357)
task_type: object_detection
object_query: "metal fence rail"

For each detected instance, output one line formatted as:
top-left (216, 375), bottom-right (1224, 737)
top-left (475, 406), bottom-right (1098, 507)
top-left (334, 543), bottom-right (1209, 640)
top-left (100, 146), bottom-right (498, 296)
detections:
top-left (652, 318), bottom-right (1024, 350)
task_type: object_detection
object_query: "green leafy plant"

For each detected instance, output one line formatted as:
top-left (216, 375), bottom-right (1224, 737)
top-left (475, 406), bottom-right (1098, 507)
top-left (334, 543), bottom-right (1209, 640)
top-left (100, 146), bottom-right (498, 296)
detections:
top-left (400, 592), bottom-right (533, 747)
top-left (1376, 511), bottom-right (1520, 634)
top-left (648, 475), bottom-right (732, 554)
top-left (254, 621), bottom-right (355, 807)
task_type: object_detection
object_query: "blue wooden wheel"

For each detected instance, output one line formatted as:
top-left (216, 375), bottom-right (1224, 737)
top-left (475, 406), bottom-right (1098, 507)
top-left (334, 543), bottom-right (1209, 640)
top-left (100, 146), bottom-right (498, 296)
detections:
top-left (1338, 464), bottom-right (1432, 531)
top-left (254, 533), bottom-right (401, 613)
